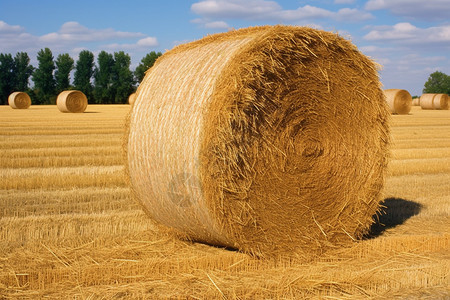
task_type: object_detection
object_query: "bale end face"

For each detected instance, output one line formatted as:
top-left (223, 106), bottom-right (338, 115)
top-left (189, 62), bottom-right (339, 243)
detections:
top-left (384, 89), bottom-right (412, 115)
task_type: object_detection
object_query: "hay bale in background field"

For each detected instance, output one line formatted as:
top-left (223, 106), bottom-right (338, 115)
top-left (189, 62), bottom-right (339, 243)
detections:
top-left (420, 93), bottom-right (449, 110)
top-left (412, 97), bottom-right (420, 106)
top-left (56, 90), bottom-right (88, 113)
top-left (420, 94), bottom-right (435, 109)
top-left (125, 25), bottom-right (390, 257)
top-left (384, 89), bottom-right (412, 114)
top-left (128, 93), bottom-right (136, 105)
top-left (8, 92), bottom-right (31, 109)
top-left (432, 94), bottom-right (449, 110)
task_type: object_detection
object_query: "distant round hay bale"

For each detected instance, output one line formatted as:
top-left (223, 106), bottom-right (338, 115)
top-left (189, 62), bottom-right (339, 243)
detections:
top-left (420, 94), bottom-right (435, 109)
top-left (128, 93), bottom-right (137, 105)
top-left (412, 97), bottom-right (420, 106)
top-left (420, 93), bottom-right (448, 110)
top-left (8, 92), bottom-right (31, 109)
top-left (433, 94), bottom-right (449, 110)
top-left (56, 90), bottom-right (88, 113)
top-left (384, 89), bottom-right (412, 114)
top-left (125, 25), bottom-right (390, 257)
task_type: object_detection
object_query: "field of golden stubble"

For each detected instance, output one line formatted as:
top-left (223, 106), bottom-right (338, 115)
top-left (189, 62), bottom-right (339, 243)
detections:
top-left (0, 104), bottom-right (449, 299)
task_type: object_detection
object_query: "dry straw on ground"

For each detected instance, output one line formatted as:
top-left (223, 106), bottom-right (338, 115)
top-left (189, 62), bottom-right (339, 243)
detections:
top-left (8, 92), bottom-right (31, 109)
top-left (420, 93), bottom-right (449, 110)
top-left (56, 90), bottom-right (88, 113)
top-left (125, 25), bottom-right (391, 258)
top-left (384, 89), bottom-right (412, 115)
top-left (128, 93), bottom-right (137, 105)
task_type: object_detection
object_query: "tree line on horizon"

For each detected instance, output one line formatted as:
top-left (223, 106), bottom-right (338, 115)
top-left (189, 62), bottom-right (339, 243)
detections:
top-left (1, 49), bottom-right (449, 105)
top-left (0, 49), bottom-right (162, 105)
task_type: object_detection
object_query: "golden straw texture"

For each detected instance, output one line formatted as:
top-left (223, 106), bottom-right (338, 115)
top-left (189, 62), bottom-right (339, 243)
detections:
top-left (128, 93), bottom-right (137, 105)
top-left (432, 94), bottom-right (449, 110)
top-left (8, 92), bottom-right (31, 109)
top-left (420, 93), bottom-right (449, 110)
top-left (125, 25), bottom-right (391, 258)
top-left (384, 89), bottom-right (412, 114)
top-left (56, 90), bottom-right (88, 113)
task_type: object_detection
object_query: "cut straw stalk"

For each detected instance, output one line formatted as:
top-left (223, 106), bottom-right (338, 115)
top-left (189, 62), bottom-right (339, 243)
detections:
top-left (8, 92), bottom-right (31, 109)
top-left (125, 25), bottom-right (390, 258)
top-left (56, 90), bottom-right (88, 113)
top-left (384, 89), bottom-right (412, 115)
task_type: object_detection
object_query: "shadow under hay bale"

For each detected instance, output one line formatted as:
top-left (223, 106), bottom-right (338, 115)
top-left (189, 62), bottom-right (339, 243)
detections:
top-left (125, 25), bottom-right (391, 258)
top-left (365, 198), bottom-right (423, 239)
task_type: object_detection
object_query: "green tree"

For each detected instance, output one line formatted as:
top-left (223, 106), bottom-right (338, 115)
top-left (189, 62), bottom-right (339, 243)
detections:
top-left (0, 53), bottom-right (15, 105)
top-left (423, 71), bottom-right (450, 94)
top-left (55, 53), bottom-right (74, 93)
top-left (13, 52), bottom-right (34, 92)
top-left (111, 51), bottom-right (134, 104)
top-left (74, 50), bottom-right (94, 99)
top-left (94, 51), bottom-right (114, 104)
top-left (134, 51), bottom-right (162, 83)
top-left (32, 48), bottom-right (56, 104)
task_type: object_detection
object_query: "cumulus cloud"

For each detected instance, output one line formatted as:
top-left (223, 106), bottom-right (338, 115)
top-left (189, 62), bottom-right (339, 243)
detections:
top-left (364, 23), bottom-right (450, 46)
top-left (39, 21), bottom-right (145, 45)
top-left (365, 0), bottom-right (450, 21)
top-left (104, 36), bottom-right (159, 50)
top-left (191, 0), bottom-right (372, 22)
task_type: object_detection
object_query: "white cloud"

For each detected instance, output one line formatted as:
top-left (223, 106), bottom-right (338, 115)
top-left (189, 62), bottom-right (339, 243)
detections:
top-left (39, 21), bottom-right (145, 45)
top-left (334, 0), bottom-right (355, 4)
top-left (365, 0), bottom-right (450, 21)
top-left (103, 37), bottom-right (159, 50)
top-left (191, 0), bottom-right (373, 22)
top-left (204, 21), bottom-right (230, 29)
top-left (364, 23), bottom-right (450, 46)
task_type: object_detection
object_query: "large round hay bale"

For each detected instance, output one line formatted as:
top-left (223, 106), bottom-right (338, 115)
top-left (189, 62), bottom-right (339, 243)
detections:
top-left (412, 97), bottom-right (420, 106)
top-left (384, 89), bottom-right (412, 114)
top-left (125, 25), bottom-right (390, 257)
top-left (420, 94), bottom-right (435, 109)
top-left (56, 90), bottom-right (88, 113)
top-left (8, 92), bottom-right (31, 109)
top-left (128, 93), bottom-right (137, 105)
top-left (433, 94), bottom-right (449, 110)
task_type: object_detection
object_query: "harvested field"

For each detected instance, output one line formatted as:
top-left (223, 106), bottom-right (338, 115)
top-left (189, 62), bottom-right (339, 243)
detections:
top-left (0, 105), bottom-right (449, 299)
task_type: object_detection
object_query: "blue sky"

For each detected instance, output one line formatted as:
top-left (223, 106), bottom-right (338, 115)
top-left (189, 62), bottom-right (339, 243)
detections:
top-left (1, 0), bottom-right (450, 96)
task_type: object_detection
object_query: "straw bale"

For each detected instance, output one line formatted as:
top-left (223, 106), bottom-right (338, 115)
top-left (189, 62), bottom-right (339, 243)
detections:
top-left (125, 25), bottom-right (390, 258)
top-left (420, 93), bottom-right (449, 110)
top-left (412, 98), bottom-right (420, 106)
top-left (419, 94), bottom-right (435, 110)
top-left (8, 92), bottom-right (31, 109)
top-left (432, 94), bottom-right (449, 110)
top-left (56, 90), bottom-right (88, 113)
top-left (384, 89), bottom-right (412, 114)
top-left (128, 93), bottom-right (137, 105)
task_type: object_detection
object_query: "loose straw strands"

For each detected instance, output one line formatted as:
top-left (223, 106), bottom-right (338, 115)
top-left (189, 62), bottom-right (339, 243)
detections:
top-left (384, 89), bottom-right (412, 115)
top-left (8, 92), bottom-right (31, 109)
top-left (125, 25), bottom-right (390, 258)
top-left (56, 90), bottom-right (88, 113)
